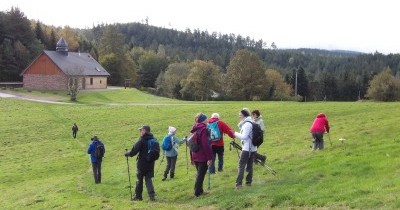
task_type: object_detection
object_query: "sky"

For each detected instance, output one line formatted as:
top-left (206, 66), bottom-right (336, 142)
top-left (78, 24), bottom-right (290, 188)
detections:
top-left (1, 0), bottom-right (399, 54)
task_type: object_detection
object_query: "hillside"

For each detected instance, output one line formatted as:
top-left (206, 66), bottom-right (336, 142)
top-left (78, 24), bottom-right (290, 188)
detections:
top-left (1, 90), bottom-right (400, 209)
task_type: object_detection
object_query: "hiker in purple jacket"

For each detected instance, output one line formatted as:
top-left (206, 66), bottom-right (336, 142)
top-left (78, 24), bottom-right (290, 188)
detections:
top-left (190, 113), bottom-right (213, 197)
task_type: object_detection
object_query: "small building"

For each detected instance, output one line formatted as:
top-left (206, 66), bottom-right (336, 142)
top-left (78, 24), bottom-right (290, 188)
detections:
top-left (20, 37), bottom-right (110, 90)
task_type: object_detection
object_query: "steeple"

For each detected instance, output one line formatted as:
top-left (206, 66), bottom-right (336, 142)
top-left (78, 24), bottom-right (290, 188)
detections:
top-left (56, 37), bottom-right (68, 56)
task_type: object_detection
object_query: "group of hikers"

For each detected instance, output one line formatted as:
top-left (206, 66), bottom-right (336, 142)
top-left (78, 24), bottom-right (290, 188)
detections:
top-left (80, 109), bottom-right (330, 202)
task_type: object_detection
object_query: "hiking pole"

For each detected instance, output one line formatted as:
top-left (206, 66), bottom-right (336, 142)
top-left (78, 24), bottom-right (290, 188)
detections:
top-left (155, 154), bottom-right (164, 177)
top-left (208, 170), bottom-right (211, 190)
top-left (125, 149), bottom-right (133, 200)
top-left (327, 133), bottom-right (333, 146)
top-left (264, 164), bottom-right (277, 176)
top-left (185, 138), bottom-right (189, 174)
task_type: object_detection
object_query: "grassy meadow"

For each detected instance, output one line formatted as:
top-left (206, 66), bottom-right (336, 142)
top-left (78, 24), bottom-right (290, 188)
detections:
top-left (1, 89), bottom-right (400, 209)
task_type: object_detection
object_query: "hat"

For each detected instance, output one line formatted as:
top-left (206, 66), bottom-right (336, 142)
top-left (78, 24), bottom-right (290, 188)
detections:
top-left (240, 109), bottom-right (250, 117)
top-left (138, 125), bottom-right (151, 133)
top-left (197, 113), bottom-right (207, 123)
top-left (168, 126), bottom-right (177, 133)
top-left (211, 113), bottom-right (220, 119)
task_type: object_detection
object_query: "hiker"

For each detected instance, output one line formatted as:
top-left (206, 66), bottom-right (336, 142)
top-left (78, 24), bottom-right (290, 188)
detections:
top-left (251, 110), bottom-right (265, 132)
top-left (190, 113), bottom-right (212, 197)
top-left (87, 136), bottom-right (105, 184)
top-left (310, 113), bottom-right (330, 150)
top-left (208, 113), bottom-right (235, 173)
top-left (161, 126), bottom-right (185, 181)
top-left (251, 110), bottom-right (267, 165)
top-left (233, 109), bottom-right (257, 189)
top-left (125, 125), bottom-right (157, 201)
top-left (72, 123), bottom-right (78, 138)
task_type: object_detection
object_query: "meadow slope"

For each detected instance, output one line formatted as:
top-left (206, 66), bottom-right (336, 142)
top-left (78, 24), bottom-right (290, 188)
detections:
top-left (1, 90), bottom-right (399, 209)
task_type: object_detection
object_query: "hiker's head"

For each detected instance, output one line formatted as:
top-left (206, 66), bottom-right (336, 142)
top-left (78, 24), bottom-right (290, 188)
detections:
top-left (93, 136), bottom-right (98, 141)
top-left (211, 113), bottom-right (220, 119)
top-left (138, 125), bottom-right (151, 136)
top-left (168, 126), bottom-right (176, 135)
top-left (252, 110), bottom-right (261, 119)
top-left (239, 109), bottom-right (250, 120)
top-left (195, 113), bottom-right (207, 124)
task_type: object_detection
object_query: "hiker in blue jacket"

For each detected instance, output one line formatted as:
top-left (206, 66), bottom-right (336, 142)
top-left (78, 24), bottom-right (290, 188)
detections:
top-left (87, 136), bottom-right (103, 184)
top-left (162, 126), bottom-right (185, 181)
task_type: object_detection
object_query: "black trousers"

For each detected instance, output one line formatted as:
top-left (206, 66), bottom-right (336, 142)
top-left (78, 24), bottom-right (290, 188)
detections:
top-left (135, 171), bottom-right (155, 198)
top-left (91, 162), bottom-right (102, 184)
top-left (73, 131), bottom-right (77, 138)
top-left (164, 156), bottom-right (177, 177)
top-left (209, 145), bottom-right (224, 173)
top-left (194, 161), bottom-right (208, 196)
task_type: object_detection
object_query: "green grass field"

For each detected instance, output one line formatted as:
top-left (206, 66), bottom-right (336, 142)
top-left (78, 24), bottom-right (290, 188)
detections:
top-left (1, 89), bottom-right (400, 209)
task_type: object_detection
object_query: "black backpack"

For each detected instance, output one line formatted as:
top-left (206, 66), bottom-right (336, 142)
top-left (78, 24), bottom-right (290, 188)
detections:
top-left (246, 121), bottom-right (264, 147)
top-left (146, 138), bottom-right (160, 162)
top-left (187, 132), bottom-right (200, 152)
top-left (94, 141), bottom-right (105, 159)
top-left (187, 127), bottom-right (208, 152)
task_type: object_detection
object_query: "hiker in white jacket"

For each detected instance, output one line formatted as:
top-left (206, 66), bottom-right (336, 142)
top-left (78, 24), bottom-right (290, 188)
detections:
top-left (233, 109), bottom-right (257, 189)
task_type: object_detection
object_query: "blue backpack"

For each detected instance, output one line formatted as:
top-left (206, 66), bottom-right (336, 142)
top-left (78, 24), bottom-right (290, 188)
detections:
top-left (146, 138), bottom-right (160, 162)
top-left (162, 135), bottom-right (173, 151)
top-left (208, 121), bottom-right (221, 142)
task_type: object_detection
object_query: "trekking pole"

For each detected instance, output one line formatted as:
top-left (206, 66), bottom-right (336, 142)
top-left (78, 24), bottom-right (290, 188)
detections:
top-left (125, 149), bottom-right (133, 200)
top-left (208, 170), bottom-right (211, 190)
top-left (265, 164), bottom-right (277, 176)
top-left (155, 154), bottom-right (164, 177)
top-left (327, 133), bottom-right (333, 146)
top-left (185, 139), bottom-right (189, 174)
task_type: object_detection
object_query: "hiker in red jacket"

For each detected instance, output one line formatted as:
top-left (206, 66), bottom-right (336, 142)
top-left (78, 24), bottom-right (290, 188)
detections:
top-left (310, 113), bottom-right (330, 150)
top-left (208, 113), bottom-right (235, 173)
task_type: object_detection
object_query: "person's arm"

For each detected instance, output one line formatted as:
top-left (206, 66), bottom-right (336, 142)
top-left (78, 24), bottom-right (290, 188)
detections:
top-left (126, 139), bottom-right (142, 157)
top-left (87, 143), bottom-right (93, 154)
top-left (259, 119), bottom-right (265, 132)
top-left (325, 118), bottom-right (330, 133)
top-left (234, 122), bottom-right (252, 140)
top-left (172, 135), bottom-right (184, 145)
top-left (200, 129), bottom-right (213, 161)
top-left (220, 121), bottom-right (236, 139)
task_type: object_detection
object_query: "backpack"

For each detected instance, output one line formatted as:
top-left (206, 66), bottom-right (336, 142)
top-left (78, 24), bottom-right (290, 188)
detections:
top-left (246, 121), bottom-right (264, 147)
top-left (161, 135), bottom-right (173, 151)
top-left (207, 121), bottom-right (221, 142)
top-left (94, 141), bottom-right (105, 159)
top-left (146, 138), bottom-right (160, 162)
top-left (187, 128), bottom-right (208, 152)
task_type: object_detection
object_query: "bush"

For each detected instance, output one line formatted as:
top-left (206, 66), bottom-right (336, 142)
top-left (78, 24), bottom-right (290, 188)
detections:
top-left (367, 68), bottom-right (400, 101)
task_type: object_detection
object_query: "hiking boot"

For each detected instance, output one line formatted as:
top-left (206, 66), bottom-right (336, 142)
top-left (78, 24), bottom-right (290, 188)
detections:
top-left (131, 196), bottom-right (143, 201)
top-left (162, 172), bottom-right (168, 181)
top-left (235, 185), bottom-right (242, 190)
top-left (218, 168), bottom-right (223, 172)
top-left (170, 173), bottom-right (174, 179)
top-left (149, 196), bottom-right (156, 201)
top-left (245, 183), bottom-right (252, 187)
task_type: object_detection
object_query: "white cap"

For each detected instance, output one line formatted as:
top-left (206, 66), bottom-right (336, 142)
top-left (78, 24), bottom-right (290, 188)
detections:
top-left (168, 126), bottom-right (177, 133)
top-left (211, 113), bottom-right (220, 119)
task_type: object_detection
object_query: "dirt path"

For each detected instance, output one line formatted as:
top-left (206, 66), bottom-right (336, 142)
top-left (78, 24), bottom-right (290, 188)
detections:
top-left (0, 92), bottom-right (75, 105)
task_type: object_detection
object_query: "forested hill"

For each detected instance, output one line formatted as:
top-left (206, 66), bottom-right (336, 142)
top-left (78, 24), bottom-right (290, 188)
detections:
top-left (1, 7), bottom-right (400, 101)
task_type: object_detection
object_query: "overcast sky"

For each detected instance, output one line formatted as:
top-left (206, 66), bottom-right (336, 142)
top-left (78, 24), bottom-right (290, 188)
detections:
top-left (1, 0), bottom-right (399, 54)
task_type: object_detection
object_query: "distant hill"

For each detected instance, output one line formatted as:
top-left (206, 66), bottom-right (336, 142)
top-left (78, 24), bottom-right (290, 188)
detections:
top-left (286, 48), bottom-right (363, 56)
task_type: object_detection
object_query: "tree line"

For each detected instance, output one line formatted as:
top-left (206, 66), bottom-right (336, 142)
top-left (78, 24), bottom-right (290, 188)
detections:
top-left (1, 7), bottom-right (400, 101)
